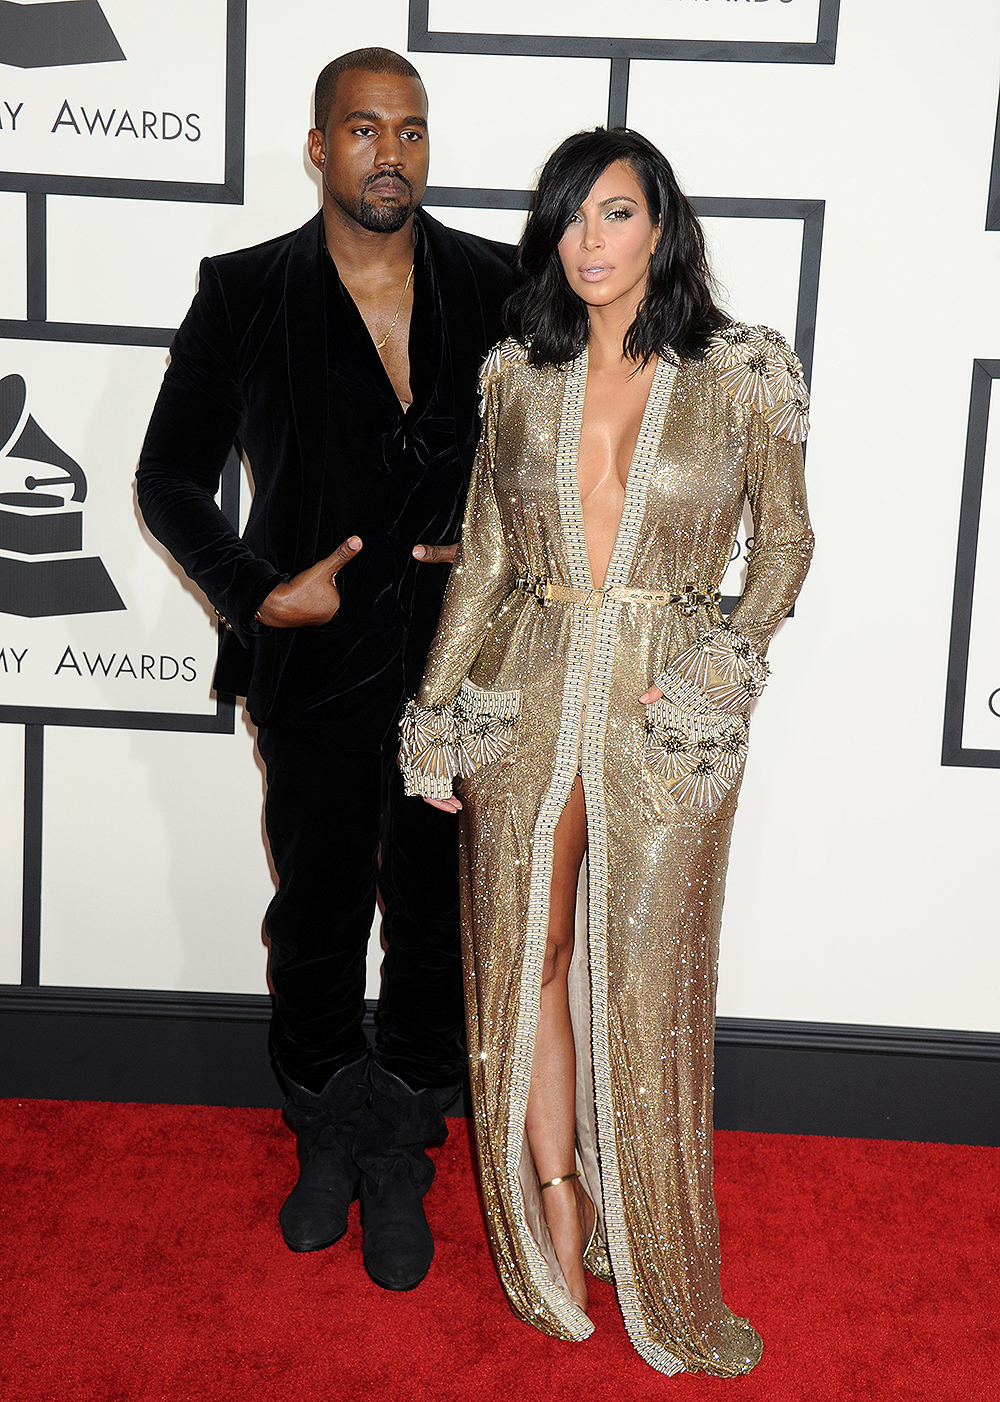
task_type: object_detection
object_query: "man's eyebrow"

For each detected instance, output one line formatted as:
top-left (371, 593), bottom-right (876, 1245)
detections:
top-left (343, 110), bottom-right (428, 128)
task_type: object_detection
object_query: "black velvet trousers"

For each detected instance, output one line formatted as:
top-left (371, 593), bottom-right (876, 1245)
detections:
top-left (256, 725), bottom-right (464, 1095)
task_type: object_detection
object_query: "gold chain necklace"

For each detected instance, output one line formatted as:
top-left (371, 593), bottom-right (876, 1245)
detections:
top-left (374, 261), bottom-right (415, 350)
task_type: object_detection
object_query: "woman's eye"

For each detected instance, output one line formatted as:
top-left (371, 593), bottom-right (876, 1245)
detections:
top-left (607, 207), bottom-right (633, 220)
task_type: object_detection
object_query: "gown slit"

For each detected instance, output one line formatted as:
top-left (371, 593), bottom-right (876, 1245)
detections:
top-left (499, 353), bottom-right (691, 1362)
top-left (517, 780), bottom-right (590, 1299)
top-left (402, 326), bottom-right (813, 1375)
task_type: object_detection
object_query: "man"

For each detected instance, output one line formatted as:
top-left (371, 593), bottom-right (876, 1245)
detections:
top-left (136, 48), bottom-right (512, 1291)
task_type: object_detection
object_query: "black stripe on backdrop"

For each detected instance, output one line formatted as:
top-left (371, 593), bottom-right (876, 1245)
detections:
top-left (19, 726), bottom-right (43, 987)
top-left (988, 87), bottom-right (1000, 231)
top-left (942, 359), bottom-right (1000, 768)
top-left (0, 318), bottom-right (175, 347)
top-left (25, 194), bottom-right (46, 323)
top-left (407, 0), bottom-right (842, 65)
top-left (0, 702), bottom-right (237, 732)
top-left (607, 57), bottom-right (630, 128)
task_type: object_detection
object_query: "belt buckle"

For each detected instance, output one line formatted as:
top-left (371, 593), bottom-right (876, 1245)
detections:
top-left (671, 582), bottom-right (721, 616)
top-left (532, 575), bottom-right (552, 606)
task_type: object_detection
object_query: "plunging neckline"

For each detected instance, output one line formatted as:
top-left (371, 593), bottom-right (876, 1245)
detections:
top-left (577, 355), bottom-right (659, 590)
top-left (556, 349), bottom-right (679, 594)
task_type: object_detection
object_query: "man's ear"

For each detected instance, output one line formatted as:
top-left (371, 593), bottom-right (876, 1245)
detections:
top-left (307, 127), bottom-right (326, 173)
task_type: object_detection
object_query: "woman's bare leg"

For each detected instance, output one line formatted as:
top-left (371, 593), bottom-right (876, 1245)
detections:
top-left (525, 775), bottom-right (593, 1311)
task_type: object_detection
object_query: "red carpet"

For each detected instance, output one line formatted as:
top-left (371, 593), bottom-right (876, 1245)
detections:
top-left (0, 1099), bottom-right (996, 1402)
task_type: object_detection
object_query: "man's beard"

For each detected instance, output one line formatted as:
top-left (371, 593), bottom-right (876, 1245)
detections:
top-left (357, 190), bottom-right (414, 234)
top-left (327, 169), bottom-right (417, 234)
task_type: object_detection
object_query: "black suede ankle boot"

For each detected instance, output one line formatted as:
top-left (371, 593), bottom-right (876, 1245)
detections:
top-left (353, 1061), bottom-right (457, 1291)
top-left (278, 1053), bottom-right (371, 1253)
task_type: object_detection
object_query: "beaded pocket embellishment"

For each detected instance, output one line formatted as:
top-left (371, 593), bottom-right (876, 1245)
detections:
top-left (644, 697), bottom-right (750, 811)
top-left (453, 679), bottom-right (522, 775)
top-left (644, 627), bottom-right (764, 810)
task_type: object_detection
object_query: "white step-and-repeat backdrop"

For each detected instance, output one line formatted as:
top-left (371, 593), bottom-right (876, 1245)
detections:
top-left (1, 0), bottom-right (998, 1033)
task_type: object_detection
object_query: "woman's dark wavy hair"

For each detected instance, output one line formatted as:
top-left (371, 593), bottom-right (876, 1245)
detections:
top-left (505, 127), bottom-right (728, 367)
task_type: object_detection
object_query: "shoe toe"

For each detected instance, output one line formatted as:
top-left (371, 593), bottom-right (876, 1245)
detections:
top-left (279, 1186), bottom-right (351, 1252)
top-left (363, 1236), bottom-right (434, 1291)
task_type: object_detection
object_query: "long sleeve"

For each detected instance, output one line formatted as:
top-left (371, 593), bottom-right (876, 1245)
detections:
top-left (653, 324), bottom-right (814, 708)
top-left (400, 370), bottom-right (517, 796)
top-left (725, 416), bottom-right (814, 652)
top-left (135, 258), bottom-right (285, 645)
top-left (706, 322), bottom-right (813, 654)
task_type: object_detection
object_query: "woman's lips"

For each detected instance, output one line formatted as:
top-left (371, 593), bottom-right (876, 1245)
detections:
top-left (579, 265), bottom-right (613, 282)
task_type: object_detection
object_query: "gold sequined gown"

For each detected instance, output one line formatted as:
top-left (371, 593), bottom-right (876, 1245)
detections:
top-left (400, 325), bottom-right (813, 1376)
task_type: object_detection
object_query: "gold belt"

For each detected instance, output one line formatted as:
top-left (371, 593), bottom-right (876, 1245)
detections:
top-left (516, 575), bottom-right (722, 613)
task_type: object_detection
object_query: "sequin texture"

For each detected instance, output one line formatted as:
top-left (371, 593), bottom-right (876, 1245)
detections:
top-left (403, 329), bottom-right (813, 1376)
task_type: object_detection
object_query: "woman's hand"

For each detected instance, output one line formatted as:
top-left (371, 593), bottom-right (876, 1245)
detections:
top-left (638, 685), bottom-right (664, 705)
top-left (422, 794), bottom-right (463, 813)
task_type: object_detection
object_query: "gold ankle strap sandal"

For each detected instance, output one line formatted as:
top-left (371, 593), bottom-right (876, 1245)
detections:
top-left (537, 1169), bottom-right (613, 1284)
top-left (538, 1170), bottom-right (580, 1191)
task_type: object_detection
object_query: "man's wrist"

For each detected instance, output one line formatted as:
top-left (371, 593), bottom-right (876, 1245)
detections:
top-left (246, 574), bottom-right (289, 635)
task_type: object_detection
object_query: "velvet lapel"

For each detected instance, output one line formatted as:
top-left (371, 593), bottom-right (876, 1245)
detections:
top-left (277, 211), bottom-right (486, 581)
top-left (283, 212), bottom-right (331, 574)
top-left (418, 212), bottom-right (486, 457)
top-left (406, 218), bottom-right (446, 431)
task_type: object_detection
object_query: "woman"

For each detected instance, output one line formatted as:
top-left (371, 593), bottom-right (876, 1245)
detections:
top-left (400, 128), bottom-right (812, 1376)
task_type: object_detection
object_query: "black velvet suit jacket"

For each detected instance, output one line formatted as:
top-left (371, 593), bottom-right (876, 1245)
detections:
top-left (137, 210), bottom-right (512, 739)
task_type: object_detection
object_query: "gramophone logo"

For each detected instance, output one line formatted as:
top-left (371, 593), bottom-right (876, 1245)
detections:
top-left (0, 0), bottom-right (125, 68)
top-left (0, 372), bottom-right (125, 617)
top-left (0, 0), bottom-right (232, 196)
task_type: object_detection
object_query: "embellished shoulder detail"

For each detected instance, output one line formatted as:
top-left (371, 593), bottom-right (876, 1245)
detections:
top-left (706, 323), bottom-right (809, 444)
top-left (479, 338), bottom-right (531, 415)
top-left (480, 337), bottom-right (530, 383)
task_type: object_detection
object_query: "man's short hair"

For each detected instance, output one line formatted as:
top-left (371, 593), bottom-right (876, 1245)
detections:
top-left (314, 48), bottom-right (424, 130)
